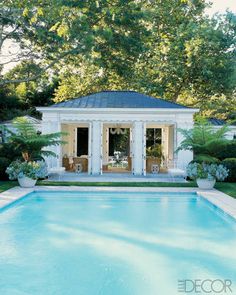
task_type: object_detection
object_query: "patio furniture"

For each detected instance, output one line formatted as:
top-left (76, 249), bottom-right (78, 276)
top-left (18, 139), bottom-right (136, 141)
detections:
top-left (63, 156), bottom-right (73, 171)
top-left (167, 160), bottom-right (187, 181)
top-left (168, 168), bottom-right (186, 182)
top-left (108, 157), bottom-right (116, 167)
top-left (75, 163), bottom-right (83, 173)
top-left (73, 157), bottom-right (88, 172)
top-left (102, 162), bottom-right (109, 171)
top-left (63, 156), bottom-right (88, 172)
top-left (146, 157), bottom-right (161, 173)
top-left (48, 167), bottom-right (65, 180)
top-left (69, 156), bottom-right (74, 170)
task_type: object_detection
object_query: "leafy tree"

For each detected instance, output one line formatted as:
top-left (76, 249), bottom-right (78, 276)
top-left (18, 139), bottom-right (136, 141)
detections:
top-left (0, 1), bottom-right (235, 120)
top-left (0, 0), bottom-right (148, 85)
top-left (0, 61), bottom-right (58, 120)
top-left (0, 86), bottom-right (26, 121)
top-left (51, 2), bottom-right (235, 120)
top-left (6, 117), bottom-right (66, 162)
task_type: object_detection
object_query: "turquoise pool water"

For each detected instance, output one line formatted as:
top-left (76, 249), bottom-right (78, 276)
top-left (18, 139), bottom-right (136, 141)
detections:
top-left (0, 191), bottom-right (235, 295)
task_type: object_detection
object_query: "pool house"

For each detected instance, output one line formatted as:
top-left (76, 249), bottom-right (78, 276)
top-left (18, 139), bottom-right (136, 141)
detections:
top-left (37, 91), bottom-right (198, 176)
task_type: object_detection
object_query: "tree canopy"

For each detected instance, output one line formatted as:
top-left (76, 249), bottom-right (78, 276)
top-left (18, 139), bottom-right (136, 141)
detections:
top-left (0, 0), bottom-right (235, 120)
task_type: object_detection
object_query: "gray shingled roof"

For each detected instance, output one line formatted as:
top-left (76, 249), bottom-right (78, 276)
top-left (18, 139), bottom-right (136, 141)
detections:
top-left (50, 91), bottom-right (188, 109)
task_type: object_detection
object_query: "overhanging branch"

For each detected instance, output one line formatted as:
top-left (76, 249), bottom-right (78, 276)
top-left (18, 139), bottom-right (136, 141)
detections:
top-left (0, 47), bottom-right (80, 85)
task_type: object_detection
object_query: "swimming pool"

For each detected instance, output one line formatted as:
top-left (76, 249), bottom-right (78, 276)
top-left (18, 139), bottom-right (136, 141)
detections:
top-left (0, 191), bottom-right (235, 295)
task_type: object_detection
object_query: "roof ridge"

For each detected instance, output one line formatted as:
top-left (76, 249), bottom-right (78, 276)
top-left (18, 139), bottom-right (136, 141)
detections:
top-left (50, 91), bottom-right (189, 109)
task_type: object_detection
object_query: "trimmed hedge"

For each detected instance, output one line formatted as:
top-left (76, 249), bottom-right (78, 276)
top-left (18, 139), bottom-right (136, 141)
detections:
top-left (213, 140), bottom-right (236, 160)
top-left (222, 158), bottom-right (236, 182)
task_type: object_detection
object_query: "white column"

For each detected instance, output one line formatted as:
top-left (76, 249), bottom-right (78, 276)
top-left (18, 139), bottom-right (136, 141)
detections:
top-left (132, 121), bottom-right (145, 175)
top-left (88, 122), bottom-right (92, 174)
top-left (161, 127), bottom-right (167, 160)
top-left (91, 121), bottom-right (103, 175)
top-left (102, 126), bottom-right (109, 164)
top-left (143, 122), bottom-right (146, 176)
top-left (176, 116), bottom-right (194, 169)
top-left (168, 125), bottom-right (174, 162)
top-left (41, 118), bottom-right (61, 169)
top-left (129, 127), bottom-right (133, 157)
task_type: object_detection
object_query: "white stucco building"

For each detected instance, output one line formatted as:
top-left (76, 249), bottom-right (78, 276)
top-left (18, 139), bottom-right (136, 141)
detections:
top-left (37, 90), bottom-right (199, 176)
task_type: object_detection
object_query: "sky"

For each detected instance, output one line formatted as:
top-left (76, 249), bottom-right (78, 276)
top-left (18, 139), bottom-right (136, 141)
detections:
top-left (1, 0), bottom-right (236, 74)
top-left (205, 0), bottom-right (236, 16)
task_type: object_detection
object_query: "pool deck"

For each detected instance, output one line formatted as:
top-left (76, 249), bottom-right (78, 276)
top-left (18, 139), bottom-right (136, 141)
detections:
top-left (0, 186), bottom-right (236, 220)
top-left (46, 172), bottom-right (186, 182)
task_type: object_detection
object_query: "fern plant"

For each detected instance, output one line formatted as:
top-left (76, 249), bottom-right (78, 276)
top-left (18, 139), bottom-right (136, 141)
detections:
top-left (6, 117), bottom-right (66, 162)
top-left (176, 118), bottom-right (230, 163)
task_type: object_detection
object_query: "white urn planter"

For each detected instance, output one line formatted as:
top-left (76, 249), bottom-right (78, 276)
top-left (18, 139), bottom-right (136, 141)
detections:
top-left (18, 176), bottom-right (37, 188)
top-left (196, 178), bottom-right (216, 190)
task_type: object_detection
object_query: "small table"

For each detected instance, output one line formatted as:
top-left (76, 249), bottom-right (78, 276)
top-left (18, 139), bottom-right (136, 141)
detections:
top-left (151, 164), bottom-right (160, 174)
top-left (75, 163), bottom-right (83, 173)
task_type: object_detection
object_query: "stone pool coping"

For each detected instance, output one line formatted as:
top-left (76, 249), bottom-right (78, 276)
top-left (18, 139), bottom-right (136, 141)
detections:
top-left (0, 186), bottom-right (236, 220)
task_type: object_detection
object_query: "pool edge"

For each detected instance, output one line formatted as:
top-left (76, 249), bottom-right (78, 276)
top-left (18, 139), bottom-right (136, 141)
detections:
top-left (0, 186), bottom-right (236, 220)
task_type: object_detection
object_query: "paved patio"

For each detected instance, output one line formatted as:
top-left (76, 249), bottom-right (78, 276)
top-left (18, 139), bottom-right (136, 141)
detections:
top-left (46, 172), bottom-right (187, 183)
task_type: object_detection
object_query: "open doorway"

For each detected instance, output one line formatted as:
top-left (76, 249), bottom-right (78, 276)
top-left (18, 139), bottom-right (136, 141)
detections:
top-left (102, 126), bottom-right (131, 173)
top-left (61, 124), bottom-right (89, 173)
top-left (146, 128), bottom-right (163, 173)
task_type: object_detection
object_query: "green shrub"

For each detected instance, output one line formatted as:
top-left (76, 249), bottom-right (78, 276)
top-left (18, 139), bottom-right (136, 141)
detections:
top-left (0, 142), bottom-right (21, 160)
top-left (222, 158), bottom-right (236, 182)
top-left (213, 140), bottom-right (236, 160)
top-left (0, 157), bottom-right (11, 180)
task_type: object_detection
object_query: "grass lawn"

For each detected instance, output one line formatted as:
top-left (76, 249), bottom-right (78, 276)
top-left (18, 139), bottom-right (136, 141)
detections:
top-left (0, 181), bottom-right (18, 193)
top-left (0, 180), bottom-right (235, 198)
top-left (215, 182), bottom-right (236, 199)
top-left (38, 180), bottom-right (197, 187)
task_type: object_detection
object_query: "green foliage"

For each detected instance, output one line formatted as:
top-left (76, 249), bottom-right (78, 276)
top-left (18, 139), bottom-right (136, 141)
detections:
top-left (6, 117), bottom-right (66, 162)
top-left (0, 86), bottom-right (24, 121)
top-left (1, 0), bottom-right (148, 84)
top-left (0, 140), bottom-right (22, 179)
top-left (222, 158), bottom-right (236, 182)
top-left (186, 162), bottom-right (229, 181)
top-left (146, 144), bottom-right (164, 159)
top-left (0, 1), bottom-right (235, 119)
top-left (1, 61), bottom-right (58, 119)
top-left (109, 131), bottom-right (130, 156)
top-left (211, 140), bottom-right (236, 160)
top-left (6, 160), bottom-right (47, 180)
top-left (0, 157), bottom-right (11, 180)
top-left (177, 118), bottom-right (230, 162)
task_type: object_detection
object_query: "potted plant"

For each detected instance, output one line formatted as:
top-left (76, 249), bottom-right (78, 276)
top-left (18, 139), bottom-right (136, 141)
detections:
top-left (186, 162), bottom-right (229, 189)
top-left (4, 117), bottom-right (66, 187)
top-left (6, 160), bottom-right (48, 188)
